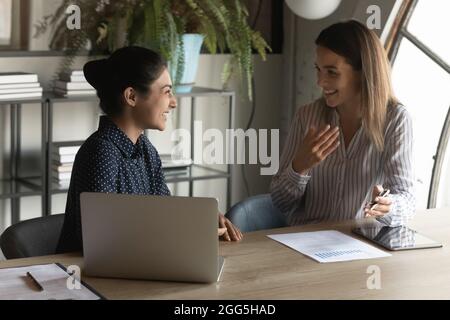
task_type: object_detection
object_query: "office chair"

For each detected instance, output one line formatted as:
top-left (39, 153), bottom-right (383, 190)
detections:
top-left (225, 194), bottom-right (287, 232)
top-left (0, 214), bottom-right (64, 259)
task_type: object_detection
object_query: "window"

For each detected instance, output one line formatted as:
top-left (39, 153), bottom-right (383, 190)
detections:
top-left (390, 0), bottom-right (450, 209)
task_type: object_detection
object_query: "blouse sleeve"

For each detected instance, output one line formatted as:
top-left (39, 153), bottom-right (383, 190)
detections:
top-left (377, 106), bottom-right (416, 227)
top-left (270, 106), bottom-right (311, 222)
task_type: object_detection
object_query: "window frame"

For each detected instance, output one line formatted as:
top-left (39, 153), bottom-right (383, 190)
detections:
top-left (388, 0), bottom-right (450, 208)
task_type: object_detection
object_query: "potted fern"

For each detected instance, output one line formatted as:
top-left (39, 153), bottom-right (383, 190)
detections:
top-left (35, 0), bottom-right (271, 99)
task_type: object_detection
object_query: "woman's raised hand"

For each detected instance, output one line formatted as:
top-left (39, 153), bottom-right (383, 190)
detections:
top-left (292, 125), bottom-right (340, 175)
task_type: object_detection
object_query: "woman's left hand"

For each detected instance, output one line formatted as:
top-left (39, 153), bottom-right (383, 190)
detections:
top-left (219, 213), bottom-right (243, 241)
top-left (364, 185), bottom-right (392, 217)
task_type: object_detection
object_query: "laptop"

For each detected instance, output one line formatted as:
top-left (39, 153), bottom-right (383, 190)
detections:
top-left (80, 192), bottom-right (225, 283)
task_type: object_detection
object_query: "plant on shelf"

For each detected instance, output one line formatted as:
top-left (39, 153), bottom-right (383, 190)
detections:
top-left (34, 0), bottom-right (271, 99)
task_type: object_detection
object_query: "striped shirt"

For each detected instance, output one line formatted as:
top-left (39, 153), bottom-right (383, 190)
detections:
top-left (271, 99), bottom-right (416, 227)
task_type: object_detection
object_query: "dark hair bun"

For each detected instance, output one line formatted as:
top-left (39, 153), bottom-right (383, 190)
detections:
top-left (82, 46), bottom-right (167, 117)
top-left (83, 58), bottom-right (111, 91)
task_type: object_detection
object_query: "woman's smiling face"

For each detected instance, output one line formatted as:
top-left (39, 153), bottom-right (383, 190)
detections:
top-left (315, 45), bottom-right (362, 108)
top-left (132, 68), bottom-right (177, 131)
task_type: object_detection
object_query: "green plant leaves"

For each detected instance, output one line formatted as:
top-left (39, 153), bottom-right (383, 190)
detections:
top-left (37, 0), bottom-right (271, 100)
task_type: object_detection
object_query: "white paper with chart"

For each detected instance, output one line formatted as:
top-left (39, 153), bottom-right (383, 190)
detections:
top-left (268, 230), bottom-right (391, 263)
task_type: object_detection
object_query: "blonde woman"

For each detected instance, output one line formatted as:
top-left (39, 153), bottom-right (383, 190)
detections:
top-left (271, 20), bottom-right (415, 226)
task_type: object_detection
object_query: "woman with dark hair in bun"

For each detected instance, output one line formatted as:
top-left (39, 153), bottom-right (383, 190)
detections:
top-left (56, 46), bottom-right (242, 253)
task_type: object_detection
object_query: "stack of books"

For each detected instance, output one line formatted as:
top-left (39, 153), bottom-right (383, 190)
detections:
top-left (160, 154), bottom-right (192, 177)
top-left (54, 70), bottom-right (96, 97)
top-left (52, 141), bottom-right (83, 188)
top-left (0, 72), bottom-right (43, 100)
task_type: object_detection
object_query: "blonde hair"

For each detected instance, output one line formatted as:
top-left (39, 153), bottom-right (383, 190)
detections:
top-left (316, 20), bottom-right (398, 151)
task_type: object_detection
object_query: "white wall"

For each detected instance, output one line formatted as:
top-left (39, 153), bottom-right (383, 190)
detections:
top-left (28, 0), bottom-right (65, 51)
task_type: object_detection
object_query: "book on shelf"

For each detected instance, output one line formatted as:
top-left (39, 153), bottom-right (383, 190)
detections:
top-left (53, 141), bottom-right (83, 155)
top-left (163, 167), bottom-right (190, 177)
top-left (54, 88), bottom-right (96, 97)
top-left (54, 80), bottom-right (94, 91)
top-left (52, 169), bottom-right (72, 180)
top-left (53, 178), bottom-right (71, 188)
top-left (59, 70), bottom-right (86, 82)
top-left (66, 70), bottom-right (84, 76)
top-left (0, 82), bottom-right (40, 90)
top-left (160, 154), bottom-right (193, 169)
top-left (52, 146), bottom-right (80, 156)
top-left (59, 74), bottom-right (87, 82)
top-left (0, 92), bottom-right (43, 100)
top-left (0, 87), bottom-right (43, 94)
top-left (52, 153), bottom-right (76, 164)
top-left (0, 72), bottom-right (39, 84)
top-left (52, 164), bottom-right (73, 173)
top-left (52, 159), bottom-right (74, 166)
top-left (52, 171), bottom-right (72, 180)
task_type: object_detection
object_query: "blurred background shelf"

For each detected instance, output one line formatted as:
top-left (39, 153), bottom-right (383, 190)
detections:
top-left (49, 164), bottom-right (230, 194)
top-left (1, 87), bottom-right (235, 220)
top-left (0, 178), bottom-right (42, 199)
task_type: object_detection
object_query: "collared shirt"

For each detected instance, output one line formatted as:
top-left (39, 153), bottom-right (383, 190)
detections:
top-left (271, 99), bottom-right (416, 227)
top-left (56, 116), bottom-right (170, 253)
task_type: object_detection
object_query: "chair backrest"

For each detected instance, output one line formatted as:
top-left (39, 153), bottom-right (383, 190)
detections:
top-left (225, 194), bottom-right (287, 232)
top-left (0, 214), bottom-right (65, 259)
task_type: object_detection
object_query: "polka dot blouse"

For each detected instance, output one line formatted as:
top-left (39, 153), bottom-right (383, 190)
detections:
top-left (56, 115), bottom-right (171, 253)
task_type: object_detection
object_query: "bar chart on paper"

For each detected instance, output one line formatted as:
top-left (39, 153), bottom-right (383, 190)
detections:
top-left (268, 230), bottom-right (391, 263)
top-left (314, 249), bottom-right (365, 260)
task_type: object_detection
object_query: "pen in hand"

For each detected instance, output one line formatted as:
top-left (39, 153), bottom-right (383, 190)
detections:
top-left (26, 271), bottom-right (44, 291)
top-left (366, 188), bottom-right (390, 212)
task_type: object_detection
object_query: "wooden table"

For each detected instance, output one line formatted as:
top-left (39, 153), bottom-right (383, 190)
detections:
top-left (1, 208), bottom-right (449, 299)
